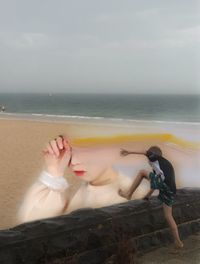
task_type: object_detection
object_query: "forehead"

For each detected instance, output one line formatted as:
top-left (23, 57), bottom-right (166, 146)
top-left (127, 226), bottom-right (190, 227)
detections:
top-left (71, 146), bottom-right (115, 165)
top-left (71, 146), bottom-right (111, 153)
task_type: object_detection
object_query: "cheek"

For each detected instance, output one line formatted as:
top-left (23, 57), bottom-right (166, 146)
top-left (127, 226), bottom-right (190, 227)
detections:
top-left (85, 165), bottom-right (105, 179)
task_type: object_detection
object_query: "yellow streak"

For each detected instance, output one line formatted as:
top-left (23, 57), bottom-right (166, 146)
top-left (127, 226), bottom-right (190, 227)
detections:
top-left (72, 133), bottom-right (200, 149)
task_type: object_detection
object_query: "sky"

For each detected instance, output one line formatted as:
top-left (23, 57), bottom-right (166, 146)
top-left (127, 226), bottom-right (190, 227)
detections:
top-left (0, 0), bottom-right (199, 94)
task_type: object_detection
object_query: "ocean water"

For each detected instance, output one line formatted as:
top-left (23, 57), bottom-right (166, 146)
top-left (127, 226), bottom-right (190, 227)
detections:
top-left (0, 93), bottom-right (199, 123)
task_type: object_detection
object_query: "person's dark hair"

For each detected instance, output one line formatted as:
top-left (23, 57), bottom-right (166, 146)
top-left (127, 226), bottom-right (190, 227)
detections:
top-left (146, 146), bottom-right (162, 162)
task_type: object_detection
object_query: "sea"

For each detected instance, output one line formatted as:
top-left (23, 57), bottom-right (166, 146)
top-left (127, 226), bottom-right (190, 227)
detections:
top-left (0, 93), bottom-right (199, 123)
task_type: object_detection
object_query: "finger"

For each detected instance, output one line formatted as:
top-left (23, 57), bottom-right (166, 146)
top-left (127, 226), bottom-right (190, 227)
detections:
top-left (58, 135), bottom-right (69, 148)
top-left (58, 134), bottom-right (64, 140)
top-left (56, 136), bottom-right (64, 150)
top-left (45, 143), bottom-right (55, 155)
top-left (63, 138), bottom-right (71, 151)
top-left (49, 140), bottom-right (60, 157)
top-left (60, 143), bottom-right (72, 160)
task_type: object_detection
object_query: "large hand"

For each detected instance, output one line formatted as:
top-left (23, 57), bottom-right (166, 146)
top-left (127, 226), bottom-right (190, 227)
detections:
top-left (43, 135), bottom-right (72, 177)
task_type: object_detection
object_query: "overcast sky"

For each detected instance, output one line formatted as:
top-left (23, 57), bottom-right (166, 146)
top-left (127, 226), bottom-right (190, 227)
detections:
top-left (0, 0), bottom-right (199, 94)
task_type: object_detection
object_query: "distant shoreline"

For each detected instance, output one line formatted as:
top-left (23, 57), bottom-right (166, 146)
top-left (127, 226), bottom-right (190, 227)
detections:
top-left (0, 112), bottom-right (200, 126)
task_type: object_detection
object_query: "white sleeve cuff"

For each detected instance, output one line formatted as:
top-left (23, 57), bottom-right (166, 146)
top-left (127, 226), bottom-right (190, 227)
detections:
top-left (39, 171), bottom-right (69, 191)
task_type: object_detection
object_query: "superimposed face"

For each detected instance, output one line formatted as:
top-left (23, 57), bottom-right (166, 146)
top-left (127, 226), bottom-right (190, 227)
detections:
top-left (68, 146), bottom-right (119, 183)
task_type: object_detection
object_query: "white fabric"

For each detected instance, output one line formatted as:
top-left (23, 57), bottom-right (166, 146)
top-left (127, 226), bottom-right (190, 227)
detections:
top-left (66, 172), bottom-right (132, 213)
top-left (18, 171), bottom-right (134, 223)
top-left (39, 171), bottom-right (69, 191)
top-left (149, 161), bottom-right (165, 180)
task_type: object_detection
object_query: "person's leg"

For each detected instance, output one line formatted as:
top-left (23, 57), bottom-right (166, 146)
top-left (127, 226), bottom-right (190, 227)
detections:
top-left (119, 170), bottom-right (149, 200)
top-left (163, 203), bottom-right (183, 248)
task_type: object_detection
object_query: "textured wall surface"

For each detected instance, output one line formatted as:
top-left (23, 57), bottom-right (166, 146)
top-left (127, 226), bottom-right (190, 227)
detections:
top-left (0, 188), bottom-right (200, 264)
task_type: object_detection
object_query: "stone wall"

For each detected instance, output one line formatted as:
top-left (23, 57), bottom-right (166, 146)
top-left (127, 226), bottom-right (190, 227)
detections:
top-left (0, 188), bottom-right (200, 264)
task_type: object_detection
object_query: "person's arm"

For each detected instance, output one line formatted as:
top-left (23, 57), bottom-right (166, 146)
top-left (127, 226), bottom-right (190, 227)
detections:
top-left (143, 189), bottom-right (154, 201)
top-left (17, 171), bottom-right (71, 223)
top-left (17, 135), bottom-right (72, 223)
top-left (120, 149), bottom-right (145, 157)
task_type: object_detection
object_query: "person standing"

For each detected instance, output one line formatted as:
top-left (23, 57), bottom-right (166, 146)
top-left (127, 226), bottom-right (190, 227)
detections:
top-left (119, 146), bottom-right (184, 249)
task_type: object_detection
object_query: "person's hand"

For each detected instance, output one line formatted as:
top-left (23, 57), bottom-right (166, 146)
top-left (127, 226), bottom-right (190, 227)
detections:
top-left (42, 135), bottom-right (72, 177)
top-left (120, 149), bottom-right (130, 156)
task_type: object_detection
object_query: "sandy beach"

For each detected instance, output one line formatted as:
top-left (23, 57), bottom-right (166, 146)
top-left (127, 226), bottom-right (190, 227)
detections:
top-left (0, 116), bottom-right (147, 229)
top-left (0, 117), bottom-right (76, 229)
top-left (138, 233), bottom-right (200, 264)
top-left (0, 115), bottom-right (199, 230)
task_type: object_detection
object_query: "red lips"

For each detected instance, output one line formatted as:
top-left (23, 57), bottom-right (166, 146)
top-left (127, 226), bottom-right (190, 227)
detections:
top-left (74, 170), bottom-right (86, 177)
